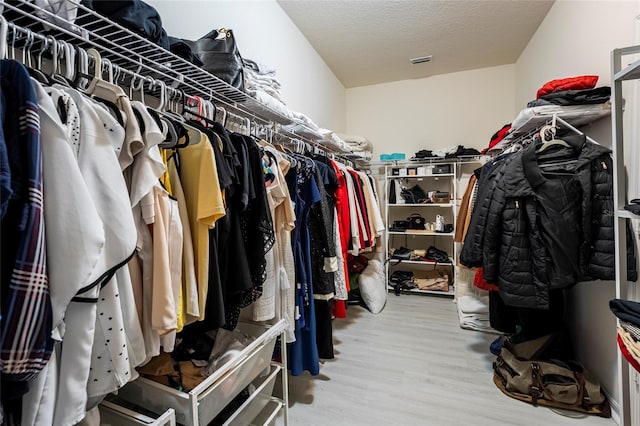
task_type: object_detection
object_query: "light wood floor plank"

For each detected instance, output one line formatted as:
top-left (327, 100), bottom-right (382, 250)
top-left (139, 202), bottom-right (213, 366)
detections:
top-left (276, 295), bottom-right (615, 426)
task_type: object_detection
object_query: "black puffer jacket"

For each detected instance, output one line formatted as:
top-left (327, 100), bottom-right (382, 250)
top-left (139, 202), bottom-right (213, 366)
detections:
top-left (481, 135), bottom-right (637, 309)
top-left (482, 147), bottom-right (553, 309)
top-left (459, 153), bottom-right (515, 268)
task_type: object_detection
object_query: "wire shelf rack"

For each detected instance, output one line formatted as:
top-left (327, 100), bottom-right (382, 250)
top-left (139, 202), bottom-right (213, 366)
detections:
top-left (1, 0), bottom-right (298, 125)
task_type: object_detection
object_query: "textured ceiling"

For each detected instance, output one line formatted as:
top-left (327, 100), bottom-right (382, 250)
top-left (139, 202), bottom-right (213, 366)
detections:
top-left (278, 0), bottom-right (554, 88)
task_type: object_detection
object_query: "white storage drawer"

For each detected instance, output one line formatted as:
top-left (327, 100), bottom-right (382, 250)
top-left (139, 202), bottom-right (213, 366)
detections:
top-left (118, 320), bottom-right (286, 426)
top-left (98, 400), bottom-right (175, 426)
top-left (223, 365), bottom-right (281, 426)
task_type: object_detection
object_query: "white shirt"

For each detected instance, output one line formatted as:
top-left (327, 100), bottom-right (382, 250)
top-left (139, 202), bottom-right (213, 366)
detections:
top-left (21, 79), bottom-right (105, 426)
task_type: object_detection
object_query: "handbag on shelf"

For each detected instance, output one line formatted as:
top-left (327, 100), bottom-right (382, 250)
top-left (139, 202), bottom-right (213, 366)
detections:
top-left (400, 185), bottom-right (429, 204)
top-left (431, 191), bottom-right (450, 203)
top-left (390, 220), bottom-right (409, 232)
top-left (425, 246), bottom-right (450, 263)
top-left (182, 28), bottom-right (245, 91)
top-left (390, 247), bottom-right (412, 260)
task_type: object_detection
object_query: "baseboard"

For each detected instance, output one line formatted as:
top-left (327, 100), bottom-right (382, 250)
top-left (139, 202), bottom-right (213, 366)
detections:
top-left (603, 387), bottom-right (621, 425)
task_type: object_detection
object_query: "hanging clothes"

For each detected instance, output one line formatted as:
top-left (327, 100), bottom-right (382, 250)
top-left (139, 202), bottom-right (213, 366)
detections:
top-left (178, 128), bottom-right (226, 321)
top-left (0, 61), bottom-right (52, 394)
top-left (286, 157), bottom-right (321, 376)
top-left (19, 77), bottom-right (104, 426)
top-left (461, 133), bottom-right (638, 338)
top-left (256, 145), bottom-right (297, 341)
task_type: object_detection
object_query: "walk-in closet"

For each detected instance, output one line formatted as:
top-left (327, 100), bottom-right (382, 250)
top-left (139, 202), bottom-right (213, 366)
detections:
top-left (1, 1), bottom-right (640, 425)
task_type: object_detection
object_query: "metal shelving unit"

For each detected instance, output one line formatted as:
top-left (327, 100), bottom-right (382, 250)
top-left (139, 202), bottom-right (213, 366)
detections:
top-left (384, 162), bottom-right (458, 298)
top-left (611, 45), bottom-right (640, 426)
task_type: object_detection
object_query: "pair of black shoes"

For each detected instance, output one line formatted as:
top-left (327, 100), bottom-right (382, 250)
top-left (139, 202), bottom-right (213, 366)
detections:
top-left (389, 270), bottom-right (415, 296)
top-left (426, 246), bottom-right (450, 263)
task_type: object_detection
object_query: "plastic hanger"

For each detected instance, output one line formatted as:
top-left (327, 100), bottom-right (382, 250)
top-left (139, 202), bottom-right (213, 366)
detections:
top-left (73, 45), bottom-right (90, 90)
top-left (536, 115), bottom-right (569, 153)
top-left (22, 30), bottom-right (33, 68)
top-left (0, 16), bottom-right (7, 59)
top-left (23, 30), bottom-right (50, 85)
top-left (49, 37), bottom-right (76, 88)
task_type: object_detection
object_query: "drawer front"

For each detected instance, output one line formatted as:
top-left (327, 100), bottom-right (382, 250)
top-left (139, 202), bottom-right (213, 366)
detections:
top-left (197, 336), bottom-right (278, 424)
top-left (99, 401), bottom-right (176, 426)
top-left (223, 366), bottom-right (280, 426)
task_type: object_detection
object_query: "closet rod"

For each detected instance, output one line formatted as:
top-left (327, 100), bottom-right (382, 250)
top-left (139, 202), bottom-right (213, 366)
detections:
top-left (555, 116), bottom-right (601, 146)
top-left (275, 132), bottom-right (356, 168)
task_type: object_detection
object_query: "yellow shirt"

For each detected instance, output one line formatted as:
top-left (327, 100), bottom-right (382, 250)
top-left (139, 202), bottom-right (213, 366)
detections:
top-left (178, 129), bottom-right (226, 321)
top-left (159, 148), bottom-right (173, 196)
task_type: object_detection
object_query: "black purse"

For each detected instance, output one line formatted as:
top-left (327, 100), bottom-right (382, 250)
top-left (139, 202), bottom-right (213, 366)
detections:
top-left (400, 185), bottom-right (428, 204)
top-left (390, 220), bottom-right (409, 232)
top-left (183, 28), bottom-right (245, 91)
top-left (425, 246), bottom-right (451, 263)
top-left (391, 247), bottom-right (412, 260)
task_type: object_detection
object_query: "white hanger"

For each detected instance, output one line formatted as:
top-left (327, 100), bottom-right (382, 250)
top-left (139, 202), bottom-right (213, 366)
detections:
top-left (61, 40), bottom-right (75, 81)
top-left (536, 114), bottom-right (569, 153)
top-left (23, 30), bottom-right (34, 68)
top-left (86, 47), bottom-right (102, 93)
top-left (76, 45), bottom-right (89, 90)
top-left (0, 16), bottom-right (7, 60)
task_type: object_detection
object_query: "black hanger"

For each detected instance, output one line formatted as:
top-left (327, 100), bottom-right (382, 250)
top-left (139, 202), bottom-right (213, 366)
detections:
top-left (92, 97), bottom-right (125, 128)
top-left (174, 118), bottom-right (191, 148)
top-left (27, 66), bottom-right (50, 85)
top-left (147, 107), bottom-right (163, 130)
top-left (132, 106), bottom-right (146, 134)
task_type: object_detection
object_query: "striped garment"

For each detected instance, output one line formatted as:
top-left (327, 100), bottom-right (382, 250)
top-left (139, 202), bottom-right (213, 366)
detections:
top-left (621, 320), bottom-right (640, 342)
top-left (0, 60), bottom-right (52, 381)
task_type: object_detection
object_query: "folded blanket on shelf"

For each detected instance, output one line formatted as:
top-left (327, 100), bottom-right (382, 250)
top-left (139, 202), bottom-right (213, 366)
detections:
top-left (281, 125), bottom-right (321, 141)
top-left (246, 88), bottom-right (292, 119)
top-left (242, 57), bottom-right (286, 104)
top-left (245, 81), bottom-right (284, 103)
top-left (243, 58), bottom-right (277, 76)
top-left (244, 68), bottom-right (282, 88)
top-left (290, 111), bottom-right (321, 131)
top-left (319, 129), bottom-right (353, 153)
top-left (336, 133), bottom-right (373, 152)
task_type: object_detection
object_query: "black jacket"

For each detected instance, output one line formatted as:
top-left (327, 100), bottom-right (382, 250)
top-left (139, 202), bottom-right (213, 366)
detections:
top-left (459, 153), bottom-right (514, 268)
top-left (465, 135), bottom-right (637, 310)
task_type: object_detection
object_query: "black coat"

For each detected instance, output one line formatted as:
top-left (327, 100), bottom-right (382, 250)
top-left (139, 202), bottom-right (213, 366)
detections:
top-left (464, 135), bottom-right (637, 310)
top-left (459, 153), bottom-right (515, 268)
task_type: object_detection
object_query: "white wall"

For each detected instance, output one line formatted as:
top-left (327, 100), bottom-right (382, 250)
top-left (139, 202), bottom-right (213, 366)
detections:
top-left (514, 0), bottom-right (639, 413)
top-left (146, 0), bottom-right (346, 131)
top-left (515, 1), bottom-right (638, 110)
top-left (345, 64), bottom-right (516, 157)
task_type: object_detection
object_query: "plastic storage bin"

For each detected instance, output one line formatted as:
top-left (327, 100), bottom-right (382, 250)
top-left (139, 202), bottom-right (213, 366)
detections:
top-left (117, 320), bottom-right (287, 426)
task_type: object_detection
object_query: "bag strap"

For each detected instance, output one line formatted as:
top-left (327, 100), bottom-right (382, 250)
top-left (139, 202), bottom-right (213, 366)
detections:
top-left (529, 363), bottom-right (544, 405)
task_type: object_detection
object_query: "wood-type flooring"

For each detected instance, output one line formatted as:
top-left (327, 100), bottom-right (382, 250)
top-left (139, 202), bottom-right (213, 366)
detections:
top-left (276, 295), bottom-right (615, 426)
